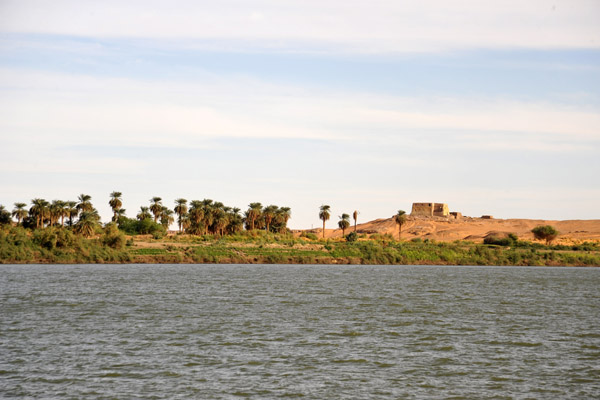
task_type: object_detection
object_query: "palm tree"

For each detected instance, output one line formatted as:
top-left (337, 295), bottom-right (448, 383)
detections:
top-left (75, 210), bottom-right (100, 237)
top-left (49, 200), bottom-right (65, 227)
top-left (213, 208), bottom-right (228, 237)
top-left (201, 199), bottom-right (215, 234)
top-left (394, 210), bottom-right (407, 240)
top-left (319, 205), bottom-right (331, 239)
top-left (149, 197), bottom-right (163, 223)
top-left (262, 205), bottom-right (278, 233)
top-left (338, 213), bottom-right (350, 237)
top-left (174, 198), bottom-right (188, 233)
top-left (114, 208), bottom-right (127, 223)
top-left (246, 202), bottom-right (262, 230)
top-left (353, 210), bottom-right (359, 232)
top-left (77, 194), bottom-right (93, 214)
top-left (30, 198), bottom-right (49, 229)
top-left (160, 206), bottom-right (174, 229)
top-left (12, 203), bottom-right (28, 226)
top-left (109, 191), bottom-right (123, 222)
top-left (227, 207), bottom-right (244, 234)
top-left (277, 207), bottom-right (292, 232)
top-left (188, 200), bottom-right (205, 235)
top-left (66, 201), bottom-right (78, 226)
top-left (137, 206), bottom-right (152, 221)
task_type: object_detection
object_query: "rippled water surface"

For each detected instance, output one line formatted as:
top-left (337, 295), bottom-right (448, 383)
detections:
top-left (1, 264), bottom-right (599, 399)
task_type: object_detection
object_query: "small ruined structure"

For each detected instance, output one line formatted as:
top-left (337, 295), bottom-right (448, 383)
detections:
top-left (411, 203), bottom-right (449, 217)
top-left (481, 215), bottom-right (494, 219)
top-left (450, 212), bottom-right (462, 220)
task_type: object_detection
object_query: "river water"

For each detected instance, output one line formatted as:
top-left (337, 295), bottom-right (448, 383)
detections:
top-left (1, 264), bottom-right (599, 399)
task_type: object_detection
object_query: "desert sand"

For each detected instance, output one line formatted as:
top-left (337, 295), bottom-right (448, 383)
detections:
top-left (305, 216), bottom-right (600, 243)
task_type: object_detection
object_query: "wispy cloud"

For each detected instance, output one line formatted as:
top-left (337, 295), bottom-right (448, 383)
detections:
top-left (1, 69), bottom-right (598, 150)
top-left (1, 1), bottom-right (599, 53)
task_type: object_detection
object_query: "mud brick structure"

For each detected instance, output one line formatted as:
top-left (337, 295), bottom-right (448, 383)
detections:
top-left (450, 212), bottom-right (463, 220)
top-left (411, 203), bottom-right (449, 217)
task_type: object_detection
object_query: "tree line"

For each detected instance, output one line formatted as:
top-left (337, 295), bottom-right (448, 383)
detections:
top-left (0, 193), bottom-right (291, 237)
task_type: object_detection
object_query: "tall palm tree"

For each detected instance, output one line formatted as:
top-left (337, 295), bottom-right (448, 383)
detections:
top-left (353, 210), bottom-right (359, 232)
top-left (338, 213), bottom-right (350, 237)
top-left (49, 200), bottom-right (64, 227)
top-left (149, 197), bottom-right (163, 223)
top-left (319, 205), bottom-right (331, 239)
top-left (277, 207), bottom-right (292, 232)
top-left (262, 205), bottom-right (278, 233)
top-left (66, 201), bottom-right (78, 226)
top-left (137, 206), bottom-right (152, 221)
top-left (227, 207), bottom-right (244, 234)
top-left (30, 198), bottom-right (49, 229)
top-left (109, 191), bottom-right (123, 222)
top-left (394, 210), bottom-right (407, 240)
top-left (204, 201), bottom-right (218, 235)
top-left (160, 206), bottom-right (174, 229)
top-left (246, 202), bottom-right (262, 230)
top-left (213, 208), bottom-right (228, 237)
top-left (174, 198), bottom-right (188, 233)
top-left (188, 200), bottom-right (205, 235)
top-left (12, 203), bottom-right (28, 226)
top-left (77, 194), bottom-right (93, 214)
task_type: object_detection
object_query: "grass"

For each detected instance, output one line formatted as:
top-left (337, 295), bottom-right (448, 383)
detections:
top-left (1, 225), bottom-right (599, 266)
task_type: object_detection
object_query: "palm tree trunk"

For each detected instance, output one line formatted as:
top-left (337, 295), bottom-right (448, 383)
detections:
top-left (323, 221), bottom-right (325, 238)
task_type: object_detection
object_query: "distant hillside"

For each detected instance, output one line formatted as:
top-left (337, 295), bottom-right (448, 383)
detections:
top-left (300, 216), bottom-right (600, 243)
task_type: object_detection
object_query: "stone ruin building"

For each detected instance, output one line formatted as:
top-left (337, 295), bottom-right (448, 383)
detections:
top-left (411, 203), bottom-right (449, 217)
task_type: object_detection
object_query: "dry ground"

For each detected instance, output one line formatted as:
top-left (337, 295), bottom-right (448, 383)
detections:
top-left (303, 216), bottom-right (600, 244)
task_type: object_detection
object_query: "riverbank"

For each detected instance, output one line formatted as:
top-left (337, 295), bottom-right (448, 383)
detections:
top-left (1, 227), bottom-right (599, 266)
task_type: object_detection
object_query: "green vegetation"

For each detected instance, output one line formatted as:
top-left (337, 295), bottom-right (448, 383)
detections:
top-left (532, 225), bottom-right (559, 245)
top-left (338, 213), bottom-right (350, 237)
top-left (0, 195), bottom-right (598, 266)
top-left (394, 210), bottom-right (407, 240)
top-left (319, 205), bottom-right (331, 239)
top-left (1, 222), bottom-right (598, 266)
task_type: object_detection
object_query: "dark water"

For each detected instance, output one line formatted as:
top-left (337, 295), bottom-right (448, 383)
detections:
top-left (1, 264), bottom-right (599, 399)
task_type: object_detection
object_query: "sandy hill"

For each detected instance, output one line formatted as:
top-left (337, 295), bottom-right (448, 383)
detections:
top-left (302, 216), bottom-right (600, 243)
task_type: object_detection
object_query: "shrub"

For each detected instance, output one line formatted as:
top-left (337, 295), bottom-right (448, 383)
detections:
top-left (300, 232), bottom-right (318, 241)
top-left (483, 234), bottom-right (517, 247)
top-left (33, 228), bottom-right (58, 250)
top-left (102, 223), bottom-right (126, 249)
top-left (56, 229), bottom-right (76, 248)
top-left (345, 232), bottom-right (358, 242)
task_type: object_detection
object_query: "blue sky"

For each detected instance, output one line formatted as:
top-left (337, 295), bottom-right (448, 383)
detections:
top-left (1, 0), bottom-right (599, 228)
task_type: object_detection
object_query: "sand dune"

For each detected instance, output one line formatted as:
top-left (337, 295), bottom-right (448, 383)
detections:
top-left (305, 216), bottom-right (600, 243)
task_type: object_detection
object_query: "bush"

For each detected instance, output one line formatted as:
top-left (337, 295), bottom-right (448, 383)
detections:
top-left (102, 223), bottom-right (126, 249)
top-left (345, 232), bottom-right (358, 242)
top-left (300, 231), bottom-right (318, 241)
top-left (33, 228), bottom-right (58, 250)
top-left (0, 206), bottom-right (11, 225)
top-left (118, 217), bottom-right (165, 237)
top-left (483, 233), bottom-right (517, 247)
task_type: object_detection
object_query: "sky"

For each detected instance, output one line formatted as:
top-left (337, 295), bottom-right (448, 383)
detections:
top-left (0, 0), bottom-right (599, 228)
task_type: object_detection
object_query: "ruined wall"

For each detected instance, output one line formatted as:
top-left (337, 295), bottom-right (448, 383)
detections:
top-left (411, 203), bottom-right (434, 216)
top-left (450, 212), bottom-right (463, 220)
top-left (433, 203), bottom-right (449, 217)
top-left (411, 202), bottom-right (449, 217)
